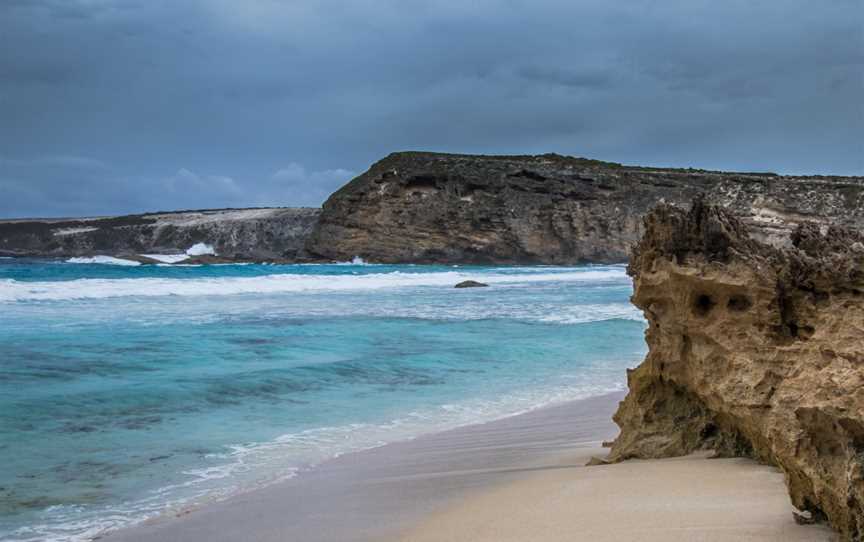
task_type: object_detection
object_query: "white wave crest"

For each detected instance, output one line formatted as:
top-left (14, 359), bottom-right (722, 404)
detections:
top-left (11, 379), bottom-right (627, 542)
top-left (333, 256), bottom-right (370, 265)
top-left (0, 269), bottom-right (628, 302)
top-left (66, 256), bottom-right (141, 266)
top-left (186, 243), bottom-right (215, 256)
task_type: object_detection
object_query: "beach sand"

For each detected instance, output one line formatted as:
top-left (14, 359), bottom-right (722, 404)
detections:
top-left (106, 391), bottom-right (834, 542)
top-left (397, 451), bottom-right (835, 542)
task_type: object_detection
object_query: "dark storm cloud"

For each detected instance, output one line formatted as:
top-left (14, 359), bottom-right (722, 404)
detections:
top-left (1, 0), bottom-right (861, 217)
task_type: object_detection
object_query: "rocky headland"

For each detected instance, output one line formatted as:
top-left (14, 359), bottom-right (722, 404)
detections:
top-left (606, 197), bottom-right (864, 540)
top-left (305, 152), bottom-right (864, 264)
top-left (3, 151), bottom-right (864, 264)
top-left (0, 207), bottom-right (319, 261)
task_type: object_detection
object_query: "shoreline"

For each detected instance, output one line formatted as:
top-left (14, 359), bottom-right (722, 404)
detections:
top-left (103, 388), bottom-right (834, 542)
top-left (105, 391), bottom-right (624, 542)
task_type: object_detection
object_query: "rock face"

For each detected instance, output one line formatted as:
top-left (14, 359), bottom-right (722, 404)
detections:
top-left (305, 151), bottom-right (864, 264)
top-left (0, 208), bottom-right (320, 260)
top-left (608, 198), bottom-right (864, 540)
top-left (3, 152), bottom-right (864, 264)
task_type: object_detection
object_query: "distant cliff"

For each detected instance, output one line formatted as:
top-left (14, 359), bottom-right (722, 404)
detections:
top-left (305, 152), bottom-right (864, 264)
top-left (0, 208), bottom-right (319, 260)
top-left (3, 152), bottom-right (864, 263)
top-left (608, 199), bottom-right (864, 540)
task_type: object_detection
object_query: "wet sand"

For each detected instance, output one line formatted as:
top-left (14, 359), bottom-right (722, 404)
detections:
top-left (106, 391), bottom-right (833, 542)
top-left (106, 392), bottom-right (622, 542)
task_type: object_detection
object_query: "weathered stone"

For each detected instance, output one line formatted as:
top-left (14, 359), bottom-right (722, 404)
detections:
top-left (305, 151), bottom-right (864, 264)
top-left (608, 197), bottom-right (864, 541)
top-left (4, 152), bottom-right (864, 264)
top-left (0, 208), bottom-right (320, 261)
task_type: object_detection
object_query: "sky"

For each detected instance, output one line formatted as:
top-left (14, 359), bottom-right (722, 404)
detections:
top-left (1, 0), bottom-right (862, 218)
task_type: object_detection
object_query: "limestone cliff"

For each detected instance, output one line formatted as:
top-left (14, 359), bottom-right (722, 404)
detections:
top-left (608, 198), bottom-right (864, 540)
top-left (0, 208), bottom-right (319, 260)
top-left (305, 151), bottom-right (864, 264)
top-left (4, 152), bottom-right (864, 264)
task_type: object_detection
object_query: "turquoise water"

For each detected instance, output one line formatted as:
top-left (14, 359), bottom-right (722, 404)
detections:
top-left (0, 259), bottom-right (646, 541)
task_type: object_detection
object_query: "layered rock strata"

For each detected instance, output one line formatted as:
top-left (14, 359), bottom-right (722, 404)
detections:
top-left (4, 152), bottom-right (864, 264)
top-left (608, 198), bottom-right (864, 540)
top-left (305, 151), bottom-right (864, 264)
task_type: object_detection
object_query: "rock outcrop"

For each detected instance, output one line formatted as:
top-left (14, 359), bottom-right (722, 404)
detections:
top-left (3, 152), bottom-right (864, 264)
top-left (608, 197), bottom-right (864, 540)
top-left (454, 280), bottom-right (488, 288)
top-left (0, 208), bottom-right (319, 260)
top-left (305, 151), bottom-right (864, 264)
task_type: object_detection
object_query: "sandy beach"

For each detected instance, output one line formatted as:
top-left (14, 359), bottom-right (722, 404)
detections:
top-left (107, 392), bottom-right (620, 542)
top-left (398, 451), bottom-right (835, 542)
top-left (104, 391), bottom-right (834, 542)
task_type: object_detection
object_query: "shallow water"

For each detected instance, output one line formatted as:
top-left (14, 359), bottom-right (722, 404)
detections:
top-left (0, 260), bottom-right (646, 541)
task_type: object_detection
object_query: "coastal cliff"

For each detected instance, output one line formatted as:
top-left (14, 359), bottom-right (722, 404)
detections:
top-left (607, 198), bottom-right (864, 540)
top-left (4, 152), bottom-right (864, 264)
top-left (305, 151), bottom-right (864, 264)
top-left (0, 208), bottom-right (319, 260)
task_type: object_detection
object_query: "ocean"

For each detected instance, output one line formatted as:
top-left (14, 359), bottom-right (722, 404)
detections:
top-left (0, 259), bottom-right (646, 541)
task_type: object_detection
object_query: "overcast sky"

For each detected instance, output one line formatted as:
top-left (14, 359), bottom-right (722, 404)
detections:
top-left (1, 0), bottom-right (862, 218)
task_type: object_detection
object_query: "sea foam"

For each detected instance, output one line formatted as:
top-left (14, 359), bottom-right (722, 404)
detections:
top-left (0, 269), bottom-right (628, 302)
top-left (186, 243), bottom-right (215, 256)
top-left (66, 256), bottom-right (141, 266)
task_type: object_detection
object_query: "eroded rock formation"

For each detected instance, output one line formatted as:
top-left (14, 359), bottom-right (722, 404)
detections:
top-left (608, 197), bottom-right (864, 540)
top-left (0, 208), bottom-right (319, 260)
top-left (305, 151), bottom-right (864, 264)
top-left (4, 152), bottom-right (864, 264)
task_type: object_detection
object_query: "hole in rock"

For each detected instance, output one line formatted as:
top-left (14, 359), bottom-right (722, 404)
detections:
top-left (693, 294), bottom-right (716, 316)
top-left (700, 423), bottom-right (719, 439)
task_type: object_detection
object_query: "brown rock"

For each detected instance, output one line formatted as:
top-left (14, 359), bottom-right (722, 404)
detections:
top-left (304, 151), bottom-right (864, 264)
top-left (607, 196), bottom-right (864, 540)
top-left (4, 152), bottom-right (864, 265)
top-left (115, 254), bottom-right (163, 265)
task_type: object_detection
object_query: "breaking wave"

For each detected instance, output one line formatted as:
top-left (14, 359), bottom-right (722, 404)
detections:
top-left (66, 256), bottom-right (141, 266)
top-left (0, 269), bottom-right (628, 302)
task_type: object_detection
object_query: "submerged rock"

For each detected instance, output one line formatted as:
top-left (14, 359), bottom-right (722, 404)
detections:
top-left (116, 254), bottom-right (163, 265)
top-left (454, 280), bottom-right (488, 288)
top-left (607, 196), bottom-right (864, 540)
